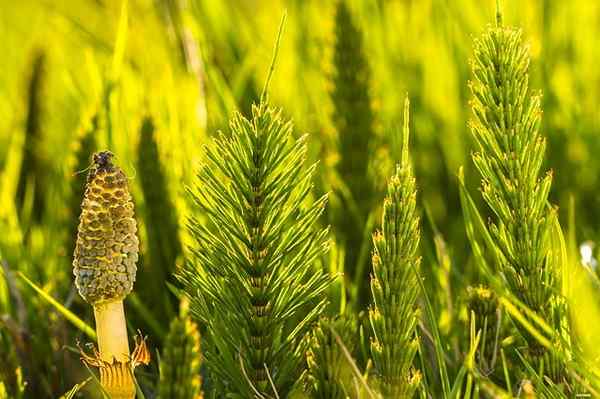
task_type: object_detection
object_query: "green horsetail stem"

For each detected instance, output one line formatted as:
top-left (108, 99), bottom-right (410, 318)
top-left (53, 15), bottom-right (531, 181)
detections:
top-left (73, 151), bottom-right (148, 398)
top-left (331, 0), bottom-right (376, 307)
top-left (159, 300), bottom-right (203, 399)
top-left (468, 12), bottom-right (565, 364)
top-left (369, 98), bottom-right (421, 398)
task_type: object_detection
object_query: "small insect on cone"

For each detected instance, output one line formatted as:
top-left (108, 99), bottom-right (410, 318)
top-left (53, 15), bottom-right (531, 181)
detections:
top-left (73, 151), bottom-right (149, 398)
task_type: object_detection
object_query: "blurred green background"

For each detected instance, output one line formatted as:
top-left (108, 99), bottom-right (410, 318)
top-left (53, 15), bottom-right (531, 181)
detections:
top-left (1, 0), bottom-right (599, 396)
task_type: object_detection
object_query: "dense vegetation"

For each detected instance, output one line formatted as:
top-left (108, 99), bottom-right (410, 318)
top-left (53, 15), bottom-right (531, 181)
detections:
top-left (1, 0), bottom-right (600, 398)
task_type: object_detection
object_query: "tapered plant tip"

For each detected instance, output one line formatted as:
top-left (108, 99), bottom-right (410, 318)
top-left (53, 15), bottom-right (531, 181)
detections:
top-left (261, 11), bottom-right (287, 103)
top-left (401, 95), bottom-right (410, 169)
top-left (496, 0), bottom-right (503, 26)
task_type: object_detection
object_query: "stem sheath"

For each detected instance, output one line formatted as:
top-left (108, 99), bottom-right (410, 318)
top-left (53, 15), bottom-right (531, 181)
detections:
top-left (94, 300), bottom-right (135, 398)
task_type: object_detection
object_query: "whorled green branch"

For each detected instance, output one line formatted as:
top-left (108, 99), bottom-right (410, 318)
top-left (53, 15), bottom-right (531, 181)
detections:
top-left (180, 100), bottom-right (332, 398)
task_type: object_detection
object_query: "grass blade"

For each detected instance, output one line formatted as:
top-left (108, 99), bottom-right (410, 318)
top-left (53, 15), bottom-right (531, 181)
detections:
top-left (17, 271), bottom-right (96, 340)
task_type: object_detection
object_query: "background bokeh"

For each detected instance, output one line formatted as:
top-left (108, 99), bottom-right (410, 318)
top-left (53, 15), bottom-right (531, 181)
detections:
top-left (1, 0), bottom-right (599, 396)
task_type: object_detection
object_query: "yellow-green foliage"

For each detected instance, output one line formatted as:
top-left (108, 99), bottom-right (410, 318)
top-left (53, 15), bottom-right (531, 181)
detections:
top-left (180, 99), bottom-right (332, 398)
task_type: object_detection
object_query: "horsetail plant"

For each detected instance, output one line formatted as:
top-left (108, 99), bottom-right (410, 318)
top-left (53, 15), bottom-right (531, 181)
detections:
top-left (159, 300), bottom-right (203, 399)
top-left (305, 315), bottom-right (358, 399)
top-left (73, 151), bottom-right (149, 398)
top-left (331, 0), bottom-right (376, 307)
top-left (179, 22), bottom-right (334, 394)
top-left (467, 9), bottom-right (567, 383)
top-left (180, 95), bottom-right (332, 396)
top-left (368, 98), bottom-right (421, 398)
